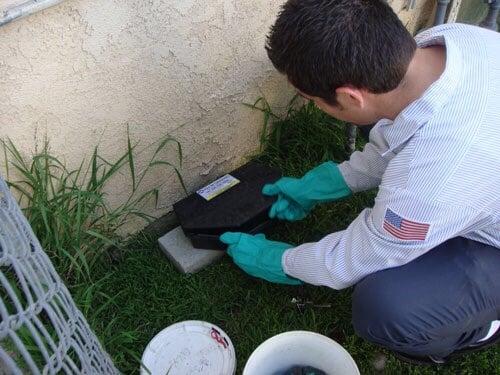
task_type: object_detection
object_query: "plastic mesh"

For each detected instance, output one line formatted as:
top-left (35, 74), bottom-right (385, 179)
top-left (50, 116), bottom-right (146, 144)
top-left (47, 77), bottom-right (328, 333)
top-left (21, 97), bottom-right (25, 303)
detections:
top-left (0, 176), bottom-right (118, 374)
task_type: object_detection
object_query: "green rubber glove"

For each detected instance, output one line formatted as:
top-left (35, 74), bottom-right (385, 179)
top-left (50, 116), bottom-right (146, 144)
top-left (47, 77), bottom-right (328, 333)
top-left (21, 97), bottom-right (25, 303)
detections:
top-left (263, 161), bottom-right (351, 221)
top-left (220, 232), bottom-right (302, 285)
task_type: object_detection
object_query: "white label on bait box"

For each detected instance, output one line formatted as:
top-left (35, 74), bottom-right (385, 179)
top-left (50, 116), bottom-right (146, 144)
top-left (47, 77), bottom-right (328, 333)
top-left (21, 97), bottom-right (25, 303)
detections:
top-left (197, 174), bottom-right (240, 201)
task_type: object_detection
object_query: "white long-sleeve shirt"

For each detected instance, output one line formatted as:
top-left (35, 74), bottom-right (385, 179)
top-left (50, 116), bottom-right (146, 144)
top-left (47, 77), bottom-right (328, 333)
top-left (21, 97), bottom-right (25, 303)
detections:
top-left (282, 24), bottom-right (500, 290)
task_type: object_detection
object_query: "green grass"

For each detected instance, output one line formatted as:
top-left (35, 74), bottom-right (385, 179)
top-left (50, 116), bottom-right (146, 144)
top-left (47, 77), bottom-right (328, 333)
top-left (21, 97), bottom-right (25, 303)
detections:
top-left (91, 235), bottom-right (500, 374)
top-left (5, 100), bottom-right (499, 374)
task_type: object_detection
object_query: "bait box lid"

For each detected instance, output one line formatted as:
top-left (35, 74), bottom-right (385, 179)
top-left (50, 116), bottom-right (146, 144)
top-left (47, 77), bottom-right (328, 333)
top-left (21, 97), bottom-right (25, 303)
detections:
top-left (173, 162), bottom-right (281, 250)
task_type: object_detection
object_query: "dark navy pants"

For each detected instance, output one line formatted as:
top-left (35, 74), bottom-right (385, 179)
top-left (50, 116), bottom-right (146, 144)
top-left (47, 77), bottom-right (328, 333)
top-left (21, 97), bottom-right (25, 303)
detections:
top-left (352, 237), bottom-right (500, 358)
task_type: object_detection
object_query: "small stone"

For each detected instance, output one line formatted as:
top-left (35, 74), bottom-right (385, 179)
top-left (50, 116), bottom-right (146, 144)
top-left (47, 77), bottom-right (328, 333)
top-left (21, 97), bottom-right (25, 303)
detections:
top-left (158, 226), bottom-right (225, 274)
top-left (372, 353), bottom-right (387, 371)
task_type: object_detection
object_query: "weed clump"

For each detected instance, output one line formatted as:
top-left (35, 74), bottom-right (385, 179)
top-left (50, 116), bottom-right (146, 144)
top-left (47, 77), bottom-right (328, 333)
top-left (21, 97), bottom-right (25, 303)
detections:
top-left (1, 133), bottom-right (185, 284)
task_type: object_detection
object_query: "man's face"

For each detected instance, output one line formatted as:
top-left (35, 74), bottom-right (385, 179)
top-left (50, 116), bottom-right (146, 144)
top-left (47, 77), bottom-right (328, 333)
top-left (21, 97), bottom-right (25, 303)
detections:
top-left (299, 91), bottom-right (381, 126)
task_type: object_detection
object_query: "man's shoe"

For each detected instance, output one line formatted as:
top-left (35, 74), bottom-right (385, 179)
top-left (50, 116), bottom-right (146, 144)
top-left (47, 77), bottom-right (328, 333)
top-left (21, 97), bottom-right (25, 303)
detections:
top-left (392, 352), bottom-right (446, 366)
top-left (393, 326), bottom-right (500, 365)
top-left (453, 324), bottom-right (500, 355)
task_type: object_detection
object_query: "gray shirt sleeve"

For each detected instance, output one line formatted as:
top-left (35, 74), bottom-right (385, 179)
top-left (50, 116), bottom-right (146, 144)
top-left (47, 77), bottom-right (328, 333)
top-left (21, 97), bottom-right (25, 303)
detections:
top-left (338, 122), bottom-right (395, 193)
top-left (281, 185), bottom-right (490, 289)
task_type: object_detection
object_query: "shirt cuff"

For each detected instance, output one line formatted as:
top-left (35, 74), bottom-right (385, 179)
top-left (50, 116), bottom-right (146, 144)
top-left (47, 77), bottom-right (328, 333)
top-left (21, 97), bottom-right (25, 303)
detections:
top-left (338, 161), bottom-right (373, 193)
top-left (281, 240), bottom-right (344, 290)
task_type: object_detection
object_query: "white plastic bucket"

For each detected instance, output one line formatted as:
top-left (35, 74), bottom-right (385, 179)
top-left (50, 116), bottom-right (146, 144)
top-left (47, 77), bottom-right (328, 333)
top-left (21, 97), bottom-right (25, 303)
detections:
top-left (140, 321), bottom-right (236, 375)
top-left (243, 331), bottom-right (360, 375)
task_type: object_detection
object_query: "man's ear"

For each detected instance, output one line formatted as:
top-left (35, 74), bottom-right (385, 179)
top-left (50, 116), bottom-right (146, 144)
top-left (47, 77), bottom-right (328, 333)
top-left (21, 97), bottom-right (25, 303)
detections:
top-left (335, 86), bottom-right (365, 108)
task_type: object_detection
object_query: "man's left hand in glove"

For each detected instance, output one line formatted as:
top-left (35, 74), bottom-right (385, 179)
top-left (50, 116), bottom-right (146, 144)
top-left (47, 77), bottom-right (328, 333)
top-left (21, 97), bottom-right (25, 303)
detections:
top-left (219, 232), bottom-right (302, 285)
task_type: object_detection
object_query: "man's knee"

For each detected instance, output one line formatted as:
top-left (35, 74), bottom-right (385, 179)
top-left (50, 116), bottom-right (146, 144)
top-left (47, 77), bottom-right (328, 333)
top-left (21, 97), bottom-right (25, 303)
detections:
top-left (352, 271), bottom-right (418, 347)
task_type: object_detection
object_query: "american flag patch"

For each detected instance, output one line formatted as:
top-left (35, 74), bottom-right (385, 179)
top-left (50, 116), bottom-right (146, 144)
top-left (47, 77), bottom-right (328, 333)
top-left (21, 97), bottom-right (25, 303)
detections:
top-left (383, 208), bottom-right (430, 241)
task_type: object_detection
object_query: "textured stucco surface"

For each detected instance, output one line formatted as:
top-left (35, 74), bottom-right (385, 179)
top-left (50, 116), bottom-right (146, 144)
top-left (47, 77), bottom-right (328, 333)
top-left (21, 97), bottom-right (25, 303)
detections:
top-left (0, 0), bottom-right (294, 232)
top-left (0, 0), bottom-right (432, 233)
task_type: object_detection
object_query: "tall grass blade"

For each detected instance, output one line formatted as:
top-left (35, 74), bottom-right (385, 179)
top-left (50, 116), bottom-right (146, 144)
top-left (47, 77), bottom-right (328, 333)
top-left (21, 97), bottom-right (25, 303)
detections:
top-left (149, 161), bottom-right (187, 195)
top-left (127, 126), bottom-right (137, 192)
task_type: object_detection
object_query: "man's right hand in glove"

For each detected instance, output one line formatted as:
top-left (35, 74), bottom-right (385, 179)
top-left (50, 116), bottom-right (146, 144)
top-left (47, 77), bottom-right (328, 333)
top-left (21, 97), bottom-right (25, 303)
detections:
top-left (262, 161), bottom-right (351, 221)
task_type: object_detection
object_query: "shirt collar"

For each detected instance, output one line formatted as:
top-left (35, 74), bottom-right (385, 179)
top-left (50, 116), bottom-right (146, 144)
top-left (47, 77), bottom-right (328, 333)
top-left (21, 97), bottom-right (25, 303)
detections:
top-left (380, 32), bottom-right (463, 156)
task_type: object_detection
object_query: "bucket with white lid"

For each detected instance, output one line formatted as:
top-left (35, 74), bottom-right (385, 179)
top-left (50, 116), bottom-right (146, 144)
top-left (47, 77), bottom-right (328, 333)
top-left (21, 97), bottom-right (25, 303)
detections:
top-left (243, 331), bottom-right (360, 375)
top-left (140, 320), bottom-right (236, 375)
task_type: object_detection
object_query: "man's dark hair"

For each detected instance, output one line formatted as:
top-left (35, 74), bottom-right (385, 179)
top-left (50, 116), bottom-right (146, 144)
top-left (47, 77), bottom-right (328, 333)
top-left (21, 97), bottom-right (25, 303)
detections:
top-left (266, 0), bottom-right (417, 104)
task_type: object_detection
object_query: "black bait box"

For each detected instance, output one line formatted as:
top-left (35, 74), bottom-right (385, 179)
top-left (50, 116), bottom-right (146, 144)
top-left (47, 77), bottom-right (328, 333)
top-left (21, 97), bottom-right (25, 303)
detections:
top-left (173, 162), bottom-right (282, 250)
